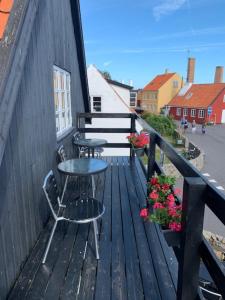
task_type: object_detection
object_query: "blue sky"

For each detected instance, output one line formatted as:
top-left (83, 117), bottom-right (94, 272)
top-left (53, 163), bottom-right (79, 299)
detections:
top-left (80, 0), bottom-right (225, 89)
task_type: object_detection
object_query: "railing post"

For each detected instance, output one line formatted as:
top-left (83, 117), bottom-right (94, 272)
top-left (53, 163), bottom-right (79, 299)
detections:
top-left (130, 114), bottom-right (136, 157)
top-left (147, 131), bottom-right (156, 179)
top-left (177, 177), bottom-right (206, 300)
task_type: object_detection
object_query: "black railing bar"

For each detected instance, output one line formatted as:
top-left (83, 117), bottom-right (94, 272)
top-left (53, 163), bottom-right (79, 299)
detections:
top-left (78, 112), bottom-right (134, 118)
top-left (199, 238), bottom-right (225, 298)
top-left (103, 143), bottom-right (131, 148)
top-left (78, 128), bottom-right (133, 133)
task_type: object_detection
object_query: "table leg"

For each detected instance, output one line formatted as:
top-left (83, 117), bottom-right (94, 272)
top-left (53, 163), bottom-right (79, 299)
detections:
top-left (91, 175), bottom-right (96, 198)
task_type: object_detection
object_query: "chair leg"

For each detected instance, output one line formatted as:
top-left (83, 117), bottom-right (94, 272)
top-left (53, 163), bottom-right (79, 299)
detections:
top-left (93, 220), bottom-right (99, 260)
top-left (91, 175), bottom-right (96, 198)
top-left (61, 175), bottom-right (69, 204)
top-left (42, 220), bottom-right (58, 264)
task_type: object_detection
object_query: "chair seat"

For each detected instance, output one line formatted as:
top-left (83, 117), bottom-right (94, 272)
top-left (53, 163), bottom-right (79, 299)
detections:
top-left (63, 198), bottom-right (105, 223)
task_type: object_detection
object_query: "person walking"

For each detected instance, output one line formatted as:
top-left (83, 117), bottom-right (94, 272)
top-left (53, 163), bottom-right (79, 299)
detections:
top-left (202, 123), bottom-right (206, 134)
top-left (184, 119), bottom-right (188, 133)
top-left (191, 120), bottom-right (196, 134)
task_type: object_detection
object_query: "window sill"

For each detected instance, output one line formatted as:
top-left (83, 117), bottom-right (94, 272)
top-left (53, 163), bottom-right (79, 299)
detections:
top-left (57, 126), bottom-right (74, 142)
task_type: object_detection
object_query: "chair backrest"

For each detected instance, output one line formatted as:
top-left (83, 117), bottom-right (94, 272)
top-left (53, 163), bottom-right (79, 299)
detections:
top-left (43, 170), bottom-right (60, 220)
top-left (73, 131), bottom-right (81, 143)
top-left (58, 145), bottom-right (67, 162)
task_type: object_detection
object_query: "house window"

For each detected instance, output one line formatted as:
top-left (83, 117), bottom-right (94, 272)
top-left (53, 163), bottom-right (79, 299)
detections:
top-left (173, 80), bottom-right (178, 88)
top-left (93, 96), bottom-right (102, 112)
top-left (223, 95), bottom-right (225, 102)
top-left (183, 108), bottom-right (188, 116)
top-left (198, 109), bottom-right (205, 118)
top-left (191, 109), bottom-right (196, 117)
top-left (130, 92), bottom-right (136, 107)
top-left (53, 66), bottom-right (72, 137)
top-left (176, 108), bottom-right (181, 116)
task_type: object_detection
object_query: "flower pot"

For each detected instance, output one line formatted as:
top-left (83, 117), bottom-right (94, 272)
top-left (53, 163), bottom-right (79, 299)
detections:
top-left (161, 228), bottom-right (181, 247)
top-left (132, 147), bottom-right (145, 157)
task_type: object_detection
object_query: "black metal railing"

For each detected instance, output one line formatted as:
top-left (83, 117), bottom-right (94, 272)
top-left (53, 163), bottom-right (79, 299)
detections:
top-left (77, 112), bottom-right (225, 300)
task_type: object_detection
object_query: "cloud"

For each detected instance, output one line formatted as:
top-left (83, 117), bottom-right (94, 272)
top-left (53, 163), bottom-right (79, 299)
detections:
top-left (153, 0), bottom-right (187, 21)
top-left (103, 61), bottom-right (112, 67)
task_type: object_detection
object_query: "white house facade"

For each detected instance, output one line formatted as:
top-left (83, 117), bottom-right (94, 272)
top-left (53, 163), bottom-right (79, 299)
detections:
top-left (86, 64), bottom-right (142, 155)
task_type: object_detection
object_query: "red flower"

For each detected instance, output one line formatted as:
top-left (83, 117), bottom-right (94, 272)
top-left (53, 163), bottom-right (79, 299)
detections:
top-left (162, 183), bottom-right (170, 190)
top-left (167, 194), bottom-right (175, 202)
top-left (140, 208), bottom-right (149, 218)
top-left (149, 191), bottom-right (159, 200)
top-left (150, 177), bottom-right (158, 185)
top-left (153, 202), bottom-right (164, 209)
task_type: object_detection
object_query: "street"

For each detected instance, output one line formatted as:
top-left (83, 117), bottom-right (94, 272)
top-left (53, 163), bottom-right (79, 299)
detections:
top-left (185, 124), bottom-right (225, 236)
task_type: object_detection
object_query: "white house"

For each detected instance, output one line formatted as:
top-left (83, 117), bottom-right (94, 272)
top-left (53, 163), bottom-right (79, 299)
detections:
top-left (86, 64), bottom-right (142, 155)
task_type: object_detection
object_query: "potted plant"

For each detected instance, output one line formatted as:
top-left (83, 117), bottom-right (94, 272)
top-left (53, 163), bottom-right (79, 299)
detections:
top-left (140, 175), bottom-right (182, 246)
top-left (127, 132), bottom-right (149, 157)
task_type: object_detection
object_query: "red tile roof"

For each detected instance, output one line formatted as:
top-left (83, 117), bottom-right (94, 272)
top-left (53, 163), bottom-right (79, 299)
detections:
top-left (0, 0), bottom-right (14, 40)
top-left (143, 73), bottom-right (175, 91)
top-left (168, 83), bottom-right (225, 108)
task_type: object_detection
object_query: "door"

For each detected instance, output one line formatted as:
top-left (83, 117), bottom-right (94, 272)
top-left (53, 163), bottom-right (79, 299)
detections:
top-left (222, 110), bottom-right (225, 123)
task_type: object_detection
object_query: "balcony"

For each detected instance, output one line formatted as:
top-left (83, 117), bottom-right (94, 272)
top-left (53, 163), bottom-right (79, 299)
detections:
top-left (8, 113), bottom-right (225, 300)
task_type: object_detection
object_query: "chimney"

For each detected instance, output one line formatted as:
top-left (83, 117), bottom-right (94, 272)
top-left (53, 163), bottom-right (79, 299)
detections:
top-left (214, 66), bottom-right (223, 83)
top-left (187, 57), bottom-right (195, 83)
top-left (165, 68), bottom-right (169, 74)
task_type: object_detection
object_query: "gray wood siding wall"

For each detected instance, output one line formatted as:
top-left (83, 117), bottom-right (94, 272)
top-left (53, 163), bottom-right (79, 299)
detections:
top-left (0, 0), bottom-right (85, 297)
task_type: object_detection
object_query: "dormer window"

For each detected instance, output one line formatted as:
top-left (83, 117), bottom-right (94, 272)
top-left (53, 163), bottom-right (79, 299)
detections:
top-left (186, 92), bottom-right (193, 100)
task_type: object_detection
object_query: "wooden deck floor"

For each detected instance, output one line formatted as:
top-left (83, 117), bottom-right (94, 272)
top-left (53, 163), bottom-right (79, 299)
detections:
top-left (8, 157), bottom-right (178, 300)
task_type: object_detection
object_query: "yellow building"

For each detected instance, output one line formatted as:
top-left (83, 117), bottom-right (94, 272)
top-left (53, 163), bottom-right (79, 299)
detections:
top-left (139, 72), bottom-right (182, 113)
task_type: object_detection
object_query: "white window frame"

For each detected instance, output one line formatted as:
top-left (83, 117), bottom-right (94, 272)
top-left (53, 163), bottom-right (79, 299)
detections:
top-left (176, 108), bottom-right (181, 116)
top-left (191, 109), bottom-right (196, 117)
top-left (53, 66), bottom-right (72, 137)
top-left (183, 108), bottom-right (188, 117)
top-left (92, 96), bottom-right (102, 112)
top-left (223, 95), bottom-right (225, 102)
top-left (198, 109), bottom-right (205, 118)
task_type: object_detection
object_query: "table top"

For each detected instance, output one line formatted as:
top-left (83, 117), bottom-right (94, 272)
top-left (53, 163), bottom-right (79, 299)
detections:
top-left (58, 158), bottom-right (108, 176)
top-left (73, 138), bottom-right (107, 148)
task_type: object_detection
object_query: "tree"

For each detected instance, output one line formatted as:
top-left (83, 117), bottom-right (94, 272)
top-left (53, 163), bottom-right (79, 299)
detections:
top-left (100, 70), bottom-right (111, 79)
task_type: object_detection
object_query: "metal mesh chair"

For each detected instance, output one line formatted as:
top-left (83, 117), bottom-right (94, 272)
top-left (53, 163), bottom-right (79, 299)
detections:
top-left (57, 145), bottom-right (70, 203)
top-left (42, 170), bottom-right (105, 263)
top-left (73, 132), bottom-right (89, 158)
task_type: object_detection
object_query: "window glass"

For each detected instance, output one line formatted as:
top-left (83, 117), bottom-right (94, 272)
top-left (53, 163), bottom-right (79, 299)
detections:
top-left (93, 96), bottom-right (102, 112)
top-left (53, 66), bottom-right (72, 136)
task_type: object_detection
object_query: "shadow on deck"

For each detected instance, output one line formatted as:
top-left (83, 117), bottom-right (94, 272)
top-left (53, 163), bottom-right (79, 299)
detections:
top-left (8, 157), bottom-right (177, 300)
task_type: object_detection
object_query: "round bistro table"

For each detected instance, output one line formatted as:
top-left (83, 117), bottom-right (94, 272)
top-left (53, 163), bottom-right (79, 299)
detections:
top-left (73, 138), bottom-right (107, 157)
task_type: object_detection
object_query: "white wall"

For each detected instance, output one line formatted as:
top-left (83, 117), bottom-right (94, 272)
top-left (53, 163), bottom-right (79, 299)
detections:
top-left (87, 65), bottom-right (142, 156)
top-left (110, 84), bottom-right (131, 107)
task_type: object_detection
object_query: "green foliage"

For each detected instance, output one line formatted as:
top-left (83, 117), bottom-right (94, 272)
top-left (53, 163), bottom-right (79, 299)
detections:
top-left (142, 112), bottom-right (176, 136)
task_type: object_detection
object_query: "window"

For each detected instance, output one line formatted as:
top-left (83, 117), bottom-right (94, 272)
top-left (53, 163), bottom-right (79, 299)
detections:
top-left (223, 95), bottom-right (225, 102)
top-left (176, 108), bottom-right (181, 116)
top-left (53, 66), bottom-right (72, 137)
top-left (191, 109), bottom-right (196, 117)
top-left (130, 91), bottom-right (137, 107)
top-left (93, 96), bottom-right (102, 112)
top-left (183, 108), bottom-right (188, 116)
top-left (198, 109), bottom-right (205, 118)
top-left (173, 80), bottom-right (178, 88)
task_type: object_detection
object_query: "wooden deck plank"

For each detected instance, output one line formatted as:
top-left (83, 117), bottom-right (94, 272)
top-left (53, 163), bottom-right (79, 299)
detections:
top-left (111, 156), bottom-right (127, 300)
top-left (94, 157), bottom-right (112, 300)
top-left (118, 157), bottom-right (144, 300)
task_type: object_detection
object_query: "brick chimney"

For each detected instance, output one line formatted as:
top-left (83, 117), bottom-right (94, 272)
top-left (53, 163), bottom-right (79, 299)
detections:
top-left (214, 66), bottom-right (223, 83)
top-left (187, 57), bottom-right (195, 83)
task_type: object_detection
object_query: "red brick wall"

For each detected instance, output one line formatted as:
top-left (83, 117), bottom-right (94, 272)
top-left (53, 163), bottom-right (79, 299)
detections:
top-left (210, 90), bottom-right (225, 123)
top-left (169, 107), bottom-right (206, 124)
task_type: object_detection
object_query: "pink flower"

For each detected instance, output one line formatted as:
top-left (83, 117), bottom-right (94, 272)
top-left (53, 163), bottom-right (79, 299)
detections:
top-left (167, 194), bottom-right (175, 202)
top-left (149, 191), bottom-right (159, 200)
top-left (153, 202), bottom-right (164, 209)
top-left (174, 188), bottom-right (182, 196)
top-left (169, 222), bottom-right (181, 232)
top-left (162, 183), bottom-right (170, 191)
top-left (150, 177), bottom-right (158, 185)
top-left (140, 208), bottom-right (149, 218)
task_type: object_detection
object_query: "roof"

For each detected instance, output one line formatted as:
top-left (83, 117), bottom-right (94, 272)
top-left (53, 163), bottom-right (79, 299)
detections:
top-left (106, 78), bottom-right (133, 90)
top-left (0, 0), bottom-right (90, 166)
top-left (168, 83), bottom-right (225, 108)
top-left (143, 73), bottom-right (175, 91)
top-left (0, 0), bottom-right (13, 39)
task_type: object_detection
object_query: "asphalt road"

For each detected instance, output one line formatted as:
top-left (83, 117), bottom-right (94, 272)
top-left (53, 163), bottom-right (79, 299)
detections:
top-left (185, 124), bottom-right (225, 236)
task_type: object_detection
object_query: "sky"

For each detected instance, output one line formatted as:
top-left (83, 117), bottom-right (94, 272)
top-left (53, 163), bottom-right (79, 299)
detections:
top-left (80, 0), bottom-right (225, 89)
